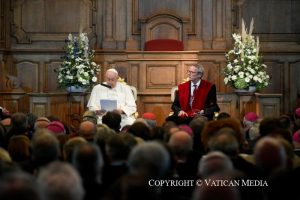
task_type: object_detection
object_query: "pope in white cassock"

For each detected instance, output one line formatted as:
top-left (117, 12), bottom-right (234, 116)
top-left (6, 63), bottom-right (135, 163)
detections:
top-left (87, 68), bottom-right (137, 128)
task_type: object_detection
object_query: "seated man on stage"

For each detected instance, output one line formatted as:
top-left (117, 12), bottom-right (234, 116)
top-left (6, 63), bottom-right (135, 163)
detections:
top-left (87, 68), bottom-right (137, 129)
top-left (171, 63), bottom-right (220, 121)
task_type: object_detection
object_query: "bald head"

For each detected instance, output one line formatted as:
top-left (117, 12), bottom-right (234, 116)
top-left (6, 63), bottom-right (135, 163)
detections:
top-left (168, 130), bottom-right (193, 159)
top-left (254, 136), bottom-right (287, 174)
top-left (79, 121), bottom-right (96, 141)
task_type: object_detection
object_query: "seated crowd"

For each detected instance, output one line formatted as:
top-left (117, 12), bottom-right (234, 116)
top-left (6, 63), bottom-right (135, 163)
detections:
top-left (0, 106), bottom-right (300, 200)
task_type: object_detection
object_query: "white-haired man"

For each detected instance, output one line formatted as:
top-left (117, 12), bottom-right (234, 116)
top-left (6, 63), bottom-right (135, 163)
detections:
top-left (87, 68), bottom-right (137, 129)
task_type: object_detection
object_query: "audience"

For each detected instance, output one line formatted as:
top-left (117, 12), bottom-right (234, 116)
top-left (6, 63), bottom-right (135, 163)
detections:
top-left (2, 108), bottom-right (300, 200)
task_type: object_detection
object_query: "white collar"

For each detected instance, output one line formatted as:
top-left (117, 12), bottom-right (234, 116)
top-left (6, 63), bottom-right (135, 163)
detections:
top-left (191, 80), bottom-right (201, 87)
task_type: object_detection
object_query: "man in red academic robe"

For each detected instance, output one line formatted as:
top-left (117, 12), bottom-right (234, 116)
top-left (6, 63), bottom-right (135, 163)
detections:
top-left (171, 63), bottom-right (220, 120)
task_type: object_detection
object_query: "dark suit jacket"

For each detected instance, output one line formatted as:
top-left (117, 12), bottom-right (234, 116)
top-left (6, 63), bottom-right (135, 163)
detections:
top-left (171, 80), bottom-right (220, 120)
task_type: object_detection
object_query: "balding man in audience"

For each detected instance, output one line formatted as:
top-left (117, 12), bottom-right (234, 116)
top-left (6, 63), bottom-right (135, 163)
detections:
top-left (254, 136), bottom-right (287, 177)
top-left (168, 130), bottom-right (201, 200)
top-left (78, 121), bottom-right (97, 142)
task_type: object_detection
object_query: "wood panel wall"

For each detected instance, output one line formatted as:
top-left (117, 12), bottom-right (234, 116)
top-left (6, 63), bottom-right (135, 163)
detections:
top-left (0, 0), bottom-right (299, 126)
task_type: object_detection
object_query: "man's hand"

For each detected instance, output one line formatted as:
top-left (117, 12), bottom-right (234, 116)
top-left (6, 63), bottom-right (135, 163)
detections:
top-left (178, 110), bottom-right (188, 117)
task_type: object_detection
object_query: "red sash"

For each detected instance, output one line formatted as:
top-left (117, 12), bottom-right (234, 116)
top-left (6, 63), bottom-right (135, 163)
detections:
top-left (178, 80), bottom-right (213, 117)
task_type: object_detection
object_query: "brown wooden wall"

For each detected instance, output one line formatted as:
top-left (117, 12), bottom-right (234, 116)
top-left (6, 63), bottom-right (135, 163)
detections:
top-left (0, 0), bottom-right (300, 126)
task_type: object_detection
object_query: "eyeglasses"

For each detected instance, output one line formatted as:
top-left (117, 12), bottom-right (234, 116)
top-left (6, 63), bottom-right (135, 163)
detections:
top-left (187, 70), bottom-right (198, 74)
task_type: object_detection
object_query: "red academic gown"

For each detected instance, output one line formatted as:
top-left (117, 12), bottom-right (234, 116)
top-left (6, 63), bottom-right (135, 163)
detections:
top-left (171, 80), bottom-right (219, 118)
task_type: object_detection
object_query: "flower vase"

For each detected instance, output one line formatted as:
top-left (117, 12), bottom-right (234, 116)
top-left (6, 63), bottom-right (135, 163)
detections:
top-left (66, 86), bottom-right (87, 93)
top-left (234, 86), bottom-right (256, 93)
top-left (234, 89), bottom-right (249, 93)
top-left (248, 86), bottom-right (257, 92)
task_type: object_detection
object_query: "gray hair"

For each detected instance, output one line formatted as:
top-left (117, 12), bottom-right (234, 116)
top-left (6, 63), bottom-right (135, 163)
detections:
top-left (37, 161), bottom-right (85, 200)
top-left (128, 141), bottom-right (170, 178)
top-left (190, 63), bottom-right (205, 75)
top-left (198, 151), bottom-right (233, 178)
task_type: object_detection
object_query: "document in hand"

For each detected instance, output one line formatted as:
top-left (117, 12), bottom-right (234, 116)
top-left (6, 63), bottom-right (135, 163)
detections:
top-left (100, 99), bottom-right (117, 111)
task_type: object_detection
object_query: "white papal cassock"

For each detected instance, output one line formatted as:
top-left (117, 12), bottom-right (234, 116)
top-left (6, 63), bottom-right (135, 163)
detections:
top-left (87, 82), bottom-right (137, 129)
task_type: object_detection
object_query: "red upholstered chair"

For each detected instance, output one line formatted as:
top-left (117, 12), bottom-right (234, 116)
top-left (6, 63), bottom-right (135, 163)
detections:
top-left (144, 39), bottom-right (184, 51)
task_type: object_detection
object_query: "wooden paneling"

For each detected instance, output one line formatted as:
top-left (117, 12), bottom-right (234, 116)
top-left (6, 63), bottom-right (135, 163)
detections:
top-left (28, 93), bottom-right (89, 125)
top-left (146, 65), bottom-right (177, 88)
top-left (11, 0), bottom-right (95, 44)
top-left (0, 92), bottom-right (28, 114)
top-left (256, 93), bottom-right (282, 118)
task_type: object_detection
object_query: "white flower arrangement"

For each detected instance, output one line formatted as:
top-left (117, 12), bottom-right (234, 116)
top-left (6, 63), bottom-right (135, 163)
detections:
top-left (56, 33), bottom-right (100, 89)
top-left (224, 19), bottom-right (270, 91)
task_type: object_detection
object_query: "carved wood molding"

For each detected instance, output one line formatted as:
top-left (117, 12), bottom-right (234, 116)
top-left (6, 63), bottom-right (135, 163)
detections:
top-left (11, 0), bottom-right (96, 43)
top-left (232, 0), bottom-right (300, 43)
top-left (132, 0), bottom-right (195, 35)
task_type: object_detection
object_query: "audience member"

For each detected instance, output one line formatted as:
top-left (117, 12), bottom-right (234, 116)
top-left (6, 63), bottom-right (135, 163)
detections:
top-left (26, 113), bottom-right (37, 138)
top-left (128, 141), bottom-right (171, 179)
top-left (192, 175), bottom-right (241, 200)
top-left (103, 173), bottom-right (159, 200)
top-left (8, 135), bottom-right (31, 163)
top-left (208, 127), bottom-right (258, 178)
top-left (102, 134), bottom-right (135, 189)
top-left (201, 118), bottom-right (245, 152)
top-left (102, 111), bottom-right (122, 132)
top-left (254, 136), bottom-right (287, 177)
top-left (82, 110), bottom-right (98, 125)
top-left (243, 112), bottom-right (258, 139)
top-left (0, 106), bottom-right (11, 131)
top-left (0, 170), bottom-right (42, 200)
top-left (37, 161), bottom-right (85, 200)
top-left (189, 117), bottom-right (206, 154)
top-left (293, 107), bottom-right (300, 132)
top-left (142, 112), bottom-right (157, 129)
top-left (30, 129), bottom-right (60, 172)
top-left (46, 121), bottom-right (66, 135)
top-left (34, 117), bottom-right (50, 131)
top-left (0, 123), bottom-right (7, 148)
top-left (215, 112), bottom-right (231, 120)
top-left (127, 121), bottom-right (151, 141)
top-left (197, 151), bottom-right (233, 178)
top-left (5, 112), bottom-right (28, 148)
top-left (168, 129), bottom-right (202, 200)
top-left (72, 143), bottom-right (104, 200)
top-left (63, 137), bottom-right (87, 162)
top-left (78, 121), bottom-right (97, 142)
top-left (0, 147), bottom-right (12, 163)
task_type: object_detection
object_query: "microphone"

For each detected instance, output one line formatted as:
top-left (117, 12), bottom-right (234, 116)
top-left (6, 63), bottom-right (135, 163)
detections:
top-left (100, 83), bottom-right (112, 89)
